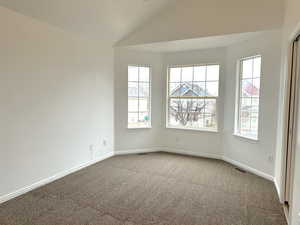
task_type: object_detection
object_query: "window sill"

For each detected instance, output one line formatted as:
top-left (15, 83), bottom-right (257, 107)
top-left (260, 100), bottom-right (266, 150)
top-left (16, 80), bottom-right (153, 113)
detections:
top-left (166, 126), bottom-right (218, 133)
top-left (233, 133), bottom-right (259, 141)
top-left (128, 126), bottom-right (152, 129)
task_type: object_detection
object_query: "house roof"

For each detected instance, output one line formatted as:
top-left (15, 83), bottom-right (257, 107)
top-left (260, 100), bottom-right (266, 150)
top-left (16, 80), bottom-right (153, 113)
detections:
top-left (171, 82), bottom-right (211, 97)
top-left (242, 81), bottom-right (259, 97)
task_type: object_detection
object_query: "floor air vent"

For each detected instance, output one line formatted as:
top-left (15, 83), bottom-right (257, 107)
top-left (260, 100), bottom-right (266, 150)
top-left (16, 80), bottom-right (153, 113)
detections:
top-left (235, 167), bottom-right (247, 173)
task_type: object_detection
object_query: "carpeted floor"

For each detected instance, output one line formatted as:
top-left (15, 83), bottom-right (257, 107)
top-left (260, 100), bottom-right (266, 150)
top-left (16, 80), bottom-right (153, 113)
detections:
top-left (0, 152), bottom-right (287, 225)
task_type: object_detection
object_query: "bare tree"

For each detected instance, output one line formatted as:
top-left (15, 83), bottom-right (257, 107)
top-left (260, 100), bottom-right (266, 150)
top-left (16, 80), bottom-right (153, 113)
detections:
top-left (169, 100), bottom-right (206, 126)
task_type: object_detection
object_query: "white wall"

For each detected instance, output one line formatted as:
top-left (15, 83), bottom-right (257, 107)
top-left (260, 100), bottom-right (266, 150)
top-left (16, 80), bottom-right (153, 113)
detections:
top-left (114, 49), bottom-right (164, 151)
top-left (160, 48), bottom-right (227, 157)
top-left (223, 30), bottom-right (282, 177)
top-left (118, 0), bottom-right (283, 46)
top-left (0, 6), bottom-right (114, 198)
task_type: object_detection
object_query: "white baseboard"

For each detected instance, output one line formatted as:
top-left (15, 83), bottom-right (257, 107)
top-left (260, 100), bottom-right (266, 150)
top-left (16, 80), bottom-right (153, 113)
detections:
top-left (161, 147), bottom-right (222, 160)
top-left (0, 151), bottom-right (114, 204)
top-left (114, 147), bottom-right (221, 160)
top-left (114, 148), bottom-right (273, 181)
top-left (274, 178), bottom-right (284, 203)
top-left (222, 156), bottom-right (274, 181)
top-left (114, 147), bottom-right (162, 155)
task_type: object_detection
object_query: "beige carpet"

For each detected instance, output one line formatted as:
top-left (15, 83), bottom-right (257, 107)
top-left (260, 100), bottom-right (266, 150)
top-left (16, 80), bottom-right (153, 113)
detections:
top-left (0, 152), bottom-right (287, 225)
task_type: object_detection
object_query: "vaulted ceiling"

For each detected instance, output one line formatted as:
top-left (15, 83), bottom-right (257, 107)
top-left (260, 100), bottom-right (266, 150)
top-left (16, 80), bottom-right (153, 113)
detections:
top-left (0, 0), bottom-right (177, 44)
top-left (0, 0), bottom-right (284, 46)
top-left (118, 0), bottom-right (284, 46)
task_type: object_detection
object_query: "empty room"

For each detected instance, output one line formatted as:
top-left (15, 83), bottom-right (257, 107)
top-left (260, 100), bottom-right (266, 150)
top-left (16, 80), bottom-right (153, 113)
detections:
top-left (1, 0), bottom-right (300, 225)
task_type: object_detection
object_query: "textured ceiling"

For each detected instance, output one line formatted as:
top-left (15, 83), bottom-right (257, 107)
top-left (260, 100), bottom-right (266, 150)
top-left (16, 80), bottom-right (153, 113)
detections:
top-left (0, 0), bottom-right (177, 44)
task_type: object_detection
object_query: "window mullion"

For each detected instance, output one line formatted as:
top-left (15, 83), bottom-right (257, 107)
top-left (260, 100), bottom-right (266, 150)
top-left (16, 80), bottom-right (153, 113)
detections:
top-left (239, 61), bottom-right (243, 134)
top-left (204, 65), bottom-right (208, 127)
top-left (249, 58), bottom-right (254, 133)
top-left (137, 67), bottom-right (140, 123)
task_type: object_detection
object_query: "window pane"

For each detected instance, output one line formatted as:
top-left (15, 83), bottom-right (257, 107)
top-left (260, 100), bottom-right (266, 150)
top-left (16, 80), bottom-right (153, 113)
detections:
top-left (240, 107), bottom-right (251, 119)
top-left (204, 99), bottom-right (217, 115)
top-left (128, 98), bottom-right (138, 112)
top-left (180, 99), bottom-right (188, 111)
top-left (241, 98), bottom-right (252, 109)
top-left (139, 67), bottom-right (150, 82)
top-left (128, 82), bottom-right (138, 97)
top-left (192, 116), bottom-right (204, 129)
top-left (240, 115), bottom-right (251, 130)
top-left (179, 83), bottom-right (191, 96)
top-left (128, 66), bottom-right (138, 81)
top-left (251, 112), bottom-right (259, 119)
top-left (139, 98), bottom-right (149, 112)
top-left (252, 98), bottom-right (259, 113)
top-left (207, 65), bottom-right (219, 81)
top-left (241, 79), bottom-right (253, 97)
top-left (169, 98), bottom-right (208, 128)
top-left (169, 98), bottom-right (182, 112)
top-left (252, 78), bottom-right (260, 97)
top-left (139, 112), bottom-right (150, 123)
top-left (251, 117), bottom-right (259, 131)
top-left (169, 68), bottom-right (181, 82)
top-left (192, 82), bottom-right (206, 97)
top-left (204, 115), bottom-right (217, 129)
top-left (128, 113), bottom-right (138, 125)
top-left (139, 83), bottom-right (150, 97)
top-left (206, 81), bottom-right (219, 97)
top-left (196, 99), bottom-right (206, 113)
top-left (252, 97), bottom-right (259, 106)
top-left (194, 66), bottom-right (206, 81)
top-left (169, 82), bottom-right (181, 96)
top-left (253, 57), bottom-right (261, 77)
top-left (181, 67), bottom-right (193, 82)
top-left (193, 100), bottom-right (205, 129)
top-left (204, 100), bottom-right (217, 129)
top-left (169, 99), bottom-right (181, 126)
top-left (168, 98), bottom-right (217, 130)
top-left (168, 113), bottom-right (180, 127)
top-left (242, 59), bottom-right (253, 79)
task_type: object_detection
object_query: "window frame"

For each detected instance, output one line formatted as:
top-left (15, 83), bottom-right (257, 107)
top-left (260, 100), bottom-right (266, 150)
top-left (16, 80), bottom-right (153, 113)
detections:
top-left (166, 63), bottom-right (220, 132)
top-left (127, 64), bottom-right (152, 129)
top-left (234, 55), bottom-right (262, 141)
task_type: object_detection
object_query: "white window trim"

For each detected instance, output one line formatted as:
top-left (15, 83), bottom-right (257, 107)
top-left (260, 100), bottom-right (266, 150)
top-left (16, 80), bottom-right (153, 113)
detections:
top-left (166, 63), bottom-right (220, 132)
top-left (127, 64), bottom-right (152, 129)
top-left (234, 55), bottom-right (262, 141)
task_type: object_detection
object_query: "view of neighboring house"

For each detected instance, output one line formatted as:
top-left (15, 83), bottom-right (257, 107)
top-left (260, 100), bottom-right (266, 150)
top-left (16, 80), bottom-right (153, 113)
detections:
top-left (170, 82), bottom-right (210, 97)
top-left (168, 82), bottom-right (216, 129)
top-left (239, 79), bottom-right (260, 137)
